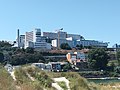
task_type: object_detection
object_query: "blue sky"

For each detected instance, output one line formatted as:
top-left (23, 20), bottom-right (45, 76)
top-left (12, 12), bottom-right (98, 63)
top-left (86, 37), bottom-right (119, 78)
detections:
top-left (0, 0), bottom-right (120, 47)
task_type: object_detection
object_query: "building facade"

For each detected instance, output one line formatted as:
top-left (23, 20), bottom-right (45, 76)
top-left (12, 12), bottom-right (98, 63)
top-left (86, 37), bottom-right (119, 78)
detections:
top-left (43, 31), bottom-right (67, 40)
top-left (77, 40), bottom-right (108, 48)
top-left (66, 52), bottom-right (87, 65)
top-left (43, 32), bottom-right (58, 39)
top-left (24, 28), bottom-right (51, 50)
top-left (52, 38), bottom-right (108, 48)
top-left (25, 31), bottom-right (34, 43)
top-left (44, 31), bottom-right (108, 48)
top-left (19, 35), bottom-right (25, 48)
top-left (67, 34), bottom-right (81, 40)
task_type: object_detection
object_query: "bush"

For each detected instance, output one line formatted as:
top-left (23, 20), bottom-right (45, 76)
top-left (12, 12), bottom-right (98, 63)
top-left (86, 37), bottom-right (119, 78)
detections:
top-left (60, 43), bottom-right (71, 50)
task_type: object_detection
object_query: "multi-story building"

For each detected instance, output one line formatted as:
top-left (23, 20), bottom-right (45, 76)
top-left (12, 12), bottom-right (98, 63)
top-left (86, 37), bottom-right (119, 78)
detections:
top-left (19, 35), bottom-right (25, 48)
top-left (43, 32), bottom-right (57, 39)
top-left (43, 31), bottom-right (81, 40)
top-left (52, 36), bottom-right (108, 48)
top-left (25, 28), bottom-right (51, 50)
top-left (25, 31), bottom-right (34, 43)
top-left (67, 34), bottom-right (81, 40)
top-left (44, 30), bottom-right (108, 48)
top-left (52, 39), bottom-right (67, 48)
top-left (43, 31), bottom-right (67, 40)
top-left (33, 28), bottom-right (41, 42)
top-left (77, 40), bottom-right (108, 48)
top-left (14, 35), bottom-right (25, 48)
top-left (14, 29), bottom-right (25, 48)
top-left (15, 29), bottom-right (108, 49)
top-left (25, 31), bottom-right (34, 48)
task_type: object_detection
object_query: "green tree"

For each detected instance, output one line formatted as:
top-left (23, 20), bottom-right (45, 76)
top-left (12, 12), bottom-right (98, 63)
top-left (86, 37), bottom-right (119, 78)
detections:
top-left (25, 47), bottom-right (34, 54)
top-left (76, 44), bottom-right (83, 50)
top-left (80, 44), bottom-right (83, 49)
top-left (10, 52), bottom-right (45, 65)
top-left (0, 41), bottom-right (12, 47)
top-left (117, 50), bottom-right (120, 65)
top-left (76, 44), bottom-right (80, 47)
top-left (88, 48), bottom-right (109, 70)
top-left (0, 41), bottom-right (12, 51)
top-left (63, 63), bottom-right (72, 71)
top-left (0, 52), bottom-right (4, 63)
top-left (60, 43), bottom-right (71, 50)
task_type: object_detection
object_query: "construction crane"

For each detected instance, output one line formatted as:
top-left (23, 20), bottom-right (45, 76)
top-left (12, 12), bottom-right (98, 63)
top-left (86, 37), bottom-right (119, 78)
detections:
top-left (55, 28), bottom-right (63, 49)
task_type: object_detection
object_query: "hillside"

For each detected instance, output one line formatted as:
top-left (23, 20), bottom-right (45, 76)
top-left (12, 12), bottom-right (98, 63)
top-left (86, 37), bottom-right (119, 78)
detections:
top-left (0, 65), bottom-right (16, 90)
top-left (0, 65), bottom-right (120, 90)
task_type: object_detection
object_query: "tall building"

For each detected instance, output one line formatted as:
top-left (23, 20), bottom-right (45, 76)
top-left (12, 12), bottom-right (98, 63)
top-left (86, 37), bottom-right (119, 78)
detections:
top-left (33, 28), bottom-right (41, 42)
top-left (19, 35), bottom-right (25, 47)
top-left (33, 28), bottom-right (47, 49)
top-left (24, 28), bottom-right (51, 50)
top-left (25, 31), bottom-right (34, 48)
top-left (25, 31), bottom-right (34, 43)
top-left (13, 29), bottom-right (25, 48)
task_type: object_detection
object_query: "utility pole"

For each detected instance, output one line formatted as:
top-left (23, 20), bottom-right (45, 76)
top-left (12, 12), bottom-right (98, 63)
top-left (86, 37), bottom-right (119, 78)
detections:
top-left (116, 44), bottom-right (118, 61)
top-left (55, 28), bottom-right (63, 50)
top-left (17, 29), bottom-right (20, 48)
top-left (58, 31), bottom-right (60, 49)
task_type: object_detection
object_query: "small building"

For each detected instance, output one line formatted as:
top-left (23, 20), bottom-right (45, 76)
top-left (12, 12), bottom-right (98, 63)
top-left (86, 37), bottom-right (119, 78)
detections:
top-left (48, 62), bottom-right (61, 71)
top-left (66, 53), bottom-right (77, 64)
top-left (32, 62), bottom-right (68, 72)
top-left (32, 63), bottom-right (46, 69)
top-left (74, 52), bottom-right (86, 61)
top-left (66, 52), bottom-right (87, 65)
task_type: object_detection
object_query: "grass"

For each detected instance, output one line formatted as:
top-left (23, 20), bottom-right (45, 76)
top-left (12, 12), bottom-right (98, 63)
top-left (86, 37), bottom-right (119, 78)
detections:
top-left (0, 64), bottom-right (120, 90)
top-left (14, 67), bottom-right (44, 90)
top-left (25, 66), bottom-right (54, 88)
top-left (108, 60), bottom-right (119, 66)
top-left (58, 81), bottom-right (67, 90)
top-left (48, 72), bottom-right (99, 90)
top-left (0, 65), bottom-right (16, 90)
top-left (98, 83), bottom-right (120, 90)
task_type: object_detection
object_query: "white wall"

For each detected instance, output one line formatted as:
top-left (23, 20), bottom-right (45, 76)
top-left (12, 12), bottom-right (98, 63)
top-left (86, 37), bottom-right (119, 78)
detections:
top-left (52, 39), bottom-right (58, 47)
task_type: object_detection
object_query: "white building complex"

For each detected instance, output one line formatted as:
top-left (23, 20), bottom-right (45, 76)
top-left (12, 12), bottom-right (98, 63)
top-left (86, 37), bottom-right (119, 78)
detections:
top-left (52, 37), bottom-right (108, 48)
top-left (16, 28), bottom-right (51, 50)
top-left (15, 28), bottom-right (108, 50)
top-left (46, 31), bottom-right (108, 48)
top-left (25, 28), bottom-right (51, 50)
top-left (43, 31), bottom-right (85, 48)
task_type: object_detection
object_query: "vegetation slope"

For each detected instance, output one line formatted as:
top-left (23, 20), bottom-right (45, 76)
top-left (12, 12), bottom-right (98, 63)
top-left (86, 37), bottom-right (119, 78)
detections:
top-left (0, 64), bottom-right (120, 90)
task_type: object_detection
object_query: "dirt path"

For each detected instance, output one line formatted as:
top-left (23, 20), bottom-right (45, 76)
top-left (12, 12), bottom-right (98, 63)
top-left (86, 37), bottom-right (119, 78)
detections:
top-left (52, 77), bottom-right (70, 90)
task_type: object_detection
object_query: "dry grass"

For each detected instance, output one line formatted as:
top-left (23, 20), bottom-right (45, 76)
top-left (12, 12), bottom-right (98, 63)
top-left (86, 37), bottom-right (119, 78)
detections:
top-left (0, 64), bottom-right (119, 90)
top-left (0, 65), bottom-right (16, 90)
top-left (98, 83), bottom-right (120, 90)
